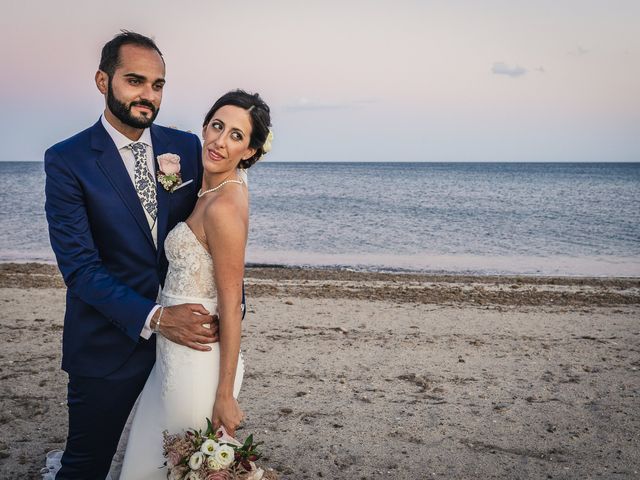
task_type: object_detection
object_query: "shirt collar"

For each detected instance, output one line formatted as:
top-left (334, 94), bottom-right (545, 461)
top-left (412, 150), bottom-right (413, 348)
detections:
top-left (101, 114), bottom-right (153, 151)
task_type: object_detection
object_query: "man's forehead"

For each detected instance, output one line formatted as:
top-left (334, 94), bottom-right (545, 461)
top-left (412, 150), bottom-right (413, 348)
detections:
top-left (119, 43), bottom-right (161, 57)
top-left (116, 44), bottom-right (165, 72)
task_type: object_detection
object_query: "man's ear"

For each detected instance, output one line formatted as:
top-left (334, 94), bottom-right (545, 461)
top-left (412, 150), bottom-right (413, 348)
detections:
top-left (95, 70), bottom-right (108, 95)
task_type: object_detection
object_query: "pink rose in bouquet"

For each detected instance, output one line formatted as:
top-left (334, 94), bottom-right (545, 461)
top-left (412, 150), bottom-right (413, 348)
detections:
top-left (205, 470), bottom-right (233, 480)
top-left (167, 450), bottom-right (182, 468)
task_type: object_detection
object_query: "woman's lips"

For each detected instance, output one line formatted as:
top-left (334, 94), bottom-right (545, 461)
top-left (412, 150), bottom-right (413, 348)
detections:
top-left (208, 149), bottom-right (224, 160)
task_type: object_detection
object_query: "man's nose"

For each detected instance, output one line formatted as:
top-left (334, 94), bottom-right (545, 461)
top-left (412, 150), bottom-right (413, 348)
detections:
top-left (141, 83), bottom-right (160, 102)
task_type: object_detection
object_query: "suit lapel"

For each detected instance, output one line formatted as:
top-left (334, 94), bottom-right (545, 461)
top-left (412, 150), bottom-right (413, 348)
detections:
top-left (92, 121), bottom-right (156, 250)
top-left (151, 124), bottom-right (173, 261)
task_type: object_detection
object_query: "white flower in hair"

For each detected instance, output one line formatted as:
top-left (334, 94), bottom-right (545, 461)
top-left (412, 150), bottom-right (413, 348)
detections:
top-left (262, 130), bottom-right (274, 154)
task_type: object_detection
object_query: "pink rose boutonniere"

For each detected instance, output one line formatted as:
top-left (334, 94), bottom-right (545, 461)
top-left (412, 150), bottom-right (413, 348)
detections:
top-left (157, 153), bottom-right (182, 192)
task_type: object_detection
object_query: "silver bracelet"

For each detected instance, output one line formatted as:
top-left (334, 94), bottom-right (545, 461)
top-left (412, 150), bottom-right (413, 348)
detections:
top-left (154, 306), bottom-right (164, 333)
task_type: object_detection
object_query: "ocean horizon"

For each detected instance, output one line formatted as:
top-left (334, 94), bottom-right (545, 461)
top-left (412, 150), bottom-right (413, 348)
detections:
top-left (2, 161), bottom-right (639, 277)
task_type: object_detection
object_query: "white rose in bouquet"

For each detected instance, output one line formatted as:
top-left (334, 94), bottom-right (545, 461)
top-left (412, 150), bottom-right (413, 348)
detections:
top-left (213, 444), bottom-right (235, 468)
top-left (201, 438), bottom-right (219, 456)
top-left (206, 455), bottom-right (223, 470)
top-left (189, 451), bottom-right (204, 470)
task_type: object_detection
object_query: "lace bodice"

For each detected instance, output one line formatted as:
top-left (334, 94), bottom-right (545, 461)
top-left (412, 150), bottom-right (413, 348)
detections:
top-left (162, 222), bottom-right (215, 300)
top-left (158, 221), bottom-right (220, 400)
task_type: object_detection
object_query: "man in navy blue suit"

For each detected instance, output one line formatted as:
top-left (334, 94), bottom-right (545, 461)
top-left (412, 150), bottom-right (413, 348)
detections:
top-left (45, 31), bottom-right (219, 479)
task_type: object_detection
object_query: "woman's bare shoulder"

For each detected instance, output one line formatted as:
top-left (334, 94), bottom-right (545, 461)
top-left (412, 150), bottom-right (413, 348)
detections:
top-left (202, 189), bottom-right (248, 233)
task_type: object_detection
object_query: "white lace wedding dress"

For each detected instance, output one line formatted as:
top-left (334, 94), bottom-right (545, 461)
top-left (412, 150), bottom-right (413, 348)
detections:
top-left (117, 219), bottom-right (245, 479)
top-left (41, 219), bottom-right (246, 480)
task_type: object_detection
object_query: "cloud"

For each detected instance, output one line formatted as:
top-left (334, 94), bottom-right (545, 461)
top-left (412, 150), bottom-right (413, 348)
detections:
top-left (284, 97), bottom-right (377, 112)
top-left (568, 46), bottom-right (589, 56)
top-left (491, 62), bottom-right (527, 77)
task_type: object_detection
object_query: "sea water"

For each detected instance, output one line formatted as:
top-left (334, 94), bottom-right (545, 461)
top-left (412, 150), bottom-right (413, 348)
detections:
top-left (1, 161), bottom-right (638, 276)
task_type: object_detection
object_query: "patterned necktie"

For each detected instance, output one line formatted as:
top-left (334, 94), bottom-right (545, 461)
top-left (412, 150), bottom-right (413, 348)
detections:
top-left (129, 142), bottom-right (157, 221)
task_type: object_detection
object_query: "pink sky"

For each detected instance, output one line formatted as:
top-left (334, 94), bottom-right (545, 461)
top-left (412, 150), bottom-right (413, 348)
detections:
top-left (1, 0), bottom-right (639, 162)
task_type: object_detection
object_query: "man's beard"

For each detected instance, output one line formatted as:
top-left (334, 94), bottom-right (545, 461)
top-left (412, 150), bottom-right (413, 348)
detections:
top-left (107, 80), bottom-right (159, 129)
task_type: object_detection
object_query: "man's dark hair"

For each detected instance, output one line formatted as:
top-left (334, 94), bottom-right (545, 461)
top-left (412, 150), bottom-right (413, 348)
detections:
top-left (99, 30), bottom-right (163, 77)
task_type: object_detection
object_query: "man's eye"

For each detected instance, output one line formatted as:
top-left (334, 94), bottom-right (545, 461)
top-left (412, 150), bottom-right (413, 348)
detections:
top-left (129, 79), bottom-right (140, 85)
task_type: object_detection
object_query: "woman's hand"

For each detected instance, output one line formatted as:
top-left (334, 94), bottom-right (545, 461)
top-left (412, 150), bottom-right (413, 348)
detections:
top-left (212, 395), bottom-right (244, 438)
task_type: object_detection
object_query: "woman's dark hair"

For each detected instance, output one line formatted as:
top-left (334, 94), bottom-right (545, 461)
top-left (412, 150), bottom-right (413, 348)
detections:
top-left (99, 30), bottom-right (164, 78)
top-left (203, 90), bottom-right (272, 169)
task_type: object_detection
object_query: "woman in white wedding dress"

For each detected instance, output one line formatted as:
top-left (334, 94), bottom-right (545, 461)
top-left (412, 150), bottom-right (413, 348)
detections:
top-left (117, 90), bottom-right (272, 479)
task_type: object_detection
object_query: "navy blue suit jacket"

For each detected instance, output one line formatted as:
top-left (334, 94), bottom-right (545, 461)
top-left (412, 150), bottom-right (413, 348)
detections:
top-left (45, 119), bottom-right (203, 378)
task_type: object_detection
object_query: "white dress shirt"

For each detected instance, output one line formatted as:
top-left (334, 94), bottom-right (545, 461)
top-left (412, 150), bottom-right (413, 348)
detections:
top-left (101, 115), bottom-right (160, 339)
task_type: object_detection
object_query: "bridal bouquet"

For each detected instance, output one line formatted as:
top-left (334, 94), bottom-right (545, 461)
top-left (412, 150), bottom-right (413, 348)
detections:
top-left (162, 419), bottom-right (277, 480)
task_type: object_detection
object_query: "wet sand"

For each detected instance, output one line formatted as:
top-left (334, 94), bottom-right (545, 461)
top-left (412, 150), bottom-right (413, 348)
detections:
top-left (0, 263), bottom-right (639, 479)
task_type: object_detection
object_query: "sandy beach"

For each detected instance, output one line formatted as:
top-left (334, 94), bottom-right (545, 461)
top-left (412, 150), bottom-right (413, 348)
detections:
top-left (0, 263), bottom-right (639, 479)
